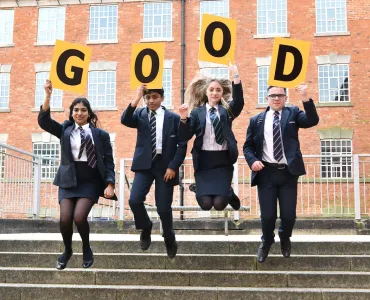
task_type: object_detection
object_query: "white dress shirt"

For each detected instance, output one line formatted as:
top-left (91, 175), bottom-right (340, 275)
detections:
top-left (148, 106), bottom-right (164, 154)
top-left (201, 103), bottom-right (228, 151)
top-left (70, 123), bottom-right (95, 162)
top-left (262, 109), bottom-right (288, 164)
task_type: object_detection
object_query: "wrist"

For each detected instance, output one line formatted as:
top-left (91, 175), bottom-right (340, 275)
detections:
top-left (232, 73), bottom-right (239, 78)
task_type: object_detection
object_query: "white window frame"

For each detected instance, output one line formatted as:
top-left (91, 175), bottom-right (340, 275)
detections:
top-left (0, 72), bottom-right (10, 110)
top-left (318, 64), bottom-right (350, 103)
top-left (256, 0), bottom-right (288, 36)
top-left (0, 10), bottom-right (14, 46)
top-left (199, 0), bottom-right (229, 28)
top-left (88, 5), bottom-right (118, 43)
top-left (162, 68), bottom-right (172, 108)
top-left (200, 67), bottom-right (229, 80)
top-left (142, 2), bottom-right (173, 41)
top-left (320, 139), bottom-right (352, 179)
top-left (315, 0), bottom-right (348, 34)
top-left (88, 70), bottom-right (116, 109)
top-left (33, 142), bottom-right (60, 180)
top-left (35, 72), bottom-right (63, 109)
top-left (36, 7), bottom-right (65, 45)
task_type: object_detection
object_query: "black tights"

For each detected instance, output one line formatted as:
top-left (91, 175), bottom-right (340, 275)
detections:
top-left (59, 198), bottom-right (94, 253)
top-left (197, 195), bottom-right (231, 211)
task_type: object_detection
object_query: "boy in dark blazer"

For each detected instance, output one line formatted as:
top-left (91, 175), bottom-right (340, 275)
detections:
top-left (121, 84), bottom-right (187, 258)
top-left (243, 83), bottom-right (319, 263)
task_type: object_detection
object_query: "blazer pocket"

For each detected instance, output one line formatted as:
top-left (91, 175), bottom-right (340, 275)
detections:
top-left (53, 163), bottom-right (77, 188)
top-left (170, 135), bottom-right (176, 138)
top-left (289, 121), bottom-right (296, 124)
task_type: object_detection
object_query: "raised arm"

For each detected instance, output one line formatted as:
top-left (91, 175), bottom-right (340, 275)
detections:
top-left (294, 83), bottom-right (319, 128)
top-left (121, 84), bottom-right (147, 128)
top-left (178, 105), bottom-right (197, 142)
top-left (37, 80), bottom-right (63, 139)
top-left (227, 63), bottom-right (244, 119)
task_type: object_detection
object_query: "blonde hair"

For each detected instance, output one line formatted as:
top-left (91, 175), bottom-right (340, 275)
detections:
top-left (185, 75), bottom-right (234, 117)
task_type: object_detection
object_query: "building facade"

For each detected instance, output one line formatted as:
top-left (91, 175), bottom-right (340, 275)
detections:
top-left (0, 0), bottom-right (369, 184)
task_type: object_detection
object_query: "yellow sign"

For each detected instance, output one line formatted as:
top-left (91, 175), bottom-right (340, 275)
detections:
top-left (130, 43), bottom-right (164, 90)
top-left (50, 40), bottom-right (92, 95)
top-left (199, 14), bottom-right (236, 66)
top-left (268, 38), bottom-right (311, 88)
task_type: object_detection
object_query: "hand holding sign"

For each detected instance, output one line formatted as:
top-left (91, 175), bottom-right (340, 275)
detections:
top-left (295, 82), bottom-right (309, 102)
top-left (228, 59), bottom-right (240, 84)
top-left (44, 80), bottom-right (53, 98)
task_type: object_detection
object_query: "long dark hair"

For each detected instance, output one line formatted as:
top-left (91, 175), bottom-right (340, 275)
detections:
top-left (69, 98), bottom-right (99, 128)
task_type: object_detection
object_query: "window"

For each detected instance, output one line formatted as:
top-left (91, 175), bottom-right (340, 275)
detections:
top-left (257, 0), bottom-right (287, 35)
top-left (0, 73), bottom-right (10, 109)
top-left (0, 146), bottom-right (5, 179)
top-left (0, 10), bottom-right (14, 45)
top-left (35, 72), bottom-right (63, 108)
top-left (37, 7), bottom-right (65, 44)
top-left (258, 66), bottom-right (269, 104)
top-left (200, 0), bottom-right (229, 25)
top-left (162, 69), bottom-right (172, 107)
top-left (33, 142), bottom-right (60, 180)
top-left (316, 0), bottom-right (347, 33)
top-left (321, 139), bottom-right (352, 179)
top-left (143, 2), bottom-right (172, 39)
top-left (88, 71), bottom-right (116, 108)
top-left (200, 67), bottom-right (229, 79)
top-left (318, 64), bottom-right (349, 102)
top-left (89, 5), bottom-right (118, 42)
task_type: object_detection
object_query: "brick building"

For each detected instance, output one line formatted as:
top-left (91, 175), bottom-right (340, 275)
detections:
top-left (0, 0), bottom-right (369, 208)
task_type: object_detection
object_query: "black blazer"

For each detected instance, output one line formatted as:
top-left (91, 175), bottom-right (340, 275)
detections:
top-left (178, 82), bottom-right (244, 172)
top-left (38, 107), bottom-right (117, 200)
top-left (243, 100), bottom-right (319, 187)
top-left (121, 104), bottom-right (187, 185)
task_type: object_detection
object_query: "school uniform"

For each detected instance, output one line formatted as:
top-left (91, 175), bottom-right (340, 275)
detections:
top-left (121, 104), bottom-right (187, 240)
top-left (38, 107), bottom-right (117, 203)
top-left (178, 82), bottom-right (244, 199)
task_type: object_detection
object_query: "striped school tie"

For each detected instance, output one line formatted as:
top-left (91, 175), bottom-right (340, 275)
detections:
top-left (78, 127), bottom-right (97, 168)
top-left (149, 111), bottom-right (157, 159)
top-left (209, 107), bottom-right (224, 145)
top-left (273, 111), bottom-right (283, 162)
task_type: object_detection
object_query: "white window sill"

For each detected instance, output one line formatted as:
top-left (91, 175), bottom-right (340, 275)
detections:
top-left (86, 39), bottom-right (119, 45)
top-left (164, 105), bottom-right (174, 110)
top-left (92, 107), bottom-right (118, 111)
top-left (140, 37), bottom-right (174, 43)
top-left (34, 42), bottom-right (56, 46)
top-left (316, 102), bottom-right (354, 107)
top-left (0, 108), bottom-right (10, 113)
top-left (253, 33), bottom-right (291, 39)
top-left (32, 107), bottom-right (65, 112)
top-left (314, 32), bottom-right (350, 37)
top-left (0, 44), bottom-right (14, 48)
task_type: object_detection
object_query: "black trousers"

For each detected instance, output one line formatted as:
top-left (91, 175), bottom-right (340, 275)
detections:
top-left (128, 160), bottom-right (175, 241)
top-left (257, 165), bottom-right (298, 245)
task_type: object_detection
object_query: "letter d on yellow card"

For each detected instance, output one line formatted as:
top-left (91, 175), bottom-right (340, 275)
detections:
top-left (199, 14), bottom-right (236, 66)
top-left (268, 38), bottom-right (310, 89)
top-left (130, 43), bottom-right (164, 90)
top-left (50, 40), bottom-right (92, 94)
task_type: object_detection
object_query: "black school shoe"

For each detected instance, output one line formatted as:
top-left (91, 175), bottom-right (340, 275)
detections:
top-left (56, 249), bottom-right (73, 270)
top-left (82, 247), bottom-right (94, 268)
top-left (140, 221), bottom-right (153, 251)
top-left (165, 238), bottom-right (178, 259)
top-left (229, 188), bottom-right (241, 210)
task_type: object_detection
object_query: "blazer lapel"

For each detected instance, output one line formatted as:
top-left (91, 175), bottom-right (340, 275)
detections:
top-left (162, 107), bottom-right (172, 144)
top-left (198, 105), bottom-right (207, 135)
top-left (258, 108), bottom-right (268, 149)
top-left (280, 107), bottom-right (290, 137)
top-left (91, 126), bottom-right (101, 151)
top-left (142, 108), bottom-right (150, 130)
top-left (63, 124), bottom-right (74, 163)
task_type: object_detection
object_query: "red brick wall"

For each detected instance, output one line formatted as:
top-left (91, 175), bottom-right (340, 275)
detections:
top-left (0, 0), bottom-right (369, 160)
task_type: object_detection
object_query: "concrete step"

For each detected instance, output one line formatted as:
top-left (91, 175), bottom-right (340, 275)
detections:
top-left (1, 284), bottom-right (370, 300)
top-left (0, 252), bottom-right (369, 271)
top-left (1, 239), bottom-right (370, 255)
top-left (1, 268), bottom-right (370, 289)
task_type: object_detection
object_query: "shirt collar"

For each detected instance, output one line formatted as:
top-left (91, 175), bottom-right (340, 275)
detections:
top-left (206, 103), bottom-right (219, 112)
top-left (149, 106), bottom-right (164, 116)
top-left (74, 123), bottom-right (90, 130)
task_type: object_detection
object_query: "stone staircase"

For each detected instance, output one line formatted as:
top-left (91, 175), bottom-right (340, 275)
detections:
top-left (0, 236), bottom-right (370, 299)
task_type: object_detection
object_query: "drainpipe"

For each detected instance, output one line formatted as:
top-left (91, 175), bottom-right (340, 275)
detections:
top-left (179, 0), bottom-right (186, 220)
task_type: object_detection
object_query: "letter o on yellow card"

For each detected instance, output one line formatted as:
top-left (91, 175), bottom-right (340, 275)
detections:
top-left (130, 43), bottom-right (164, 90)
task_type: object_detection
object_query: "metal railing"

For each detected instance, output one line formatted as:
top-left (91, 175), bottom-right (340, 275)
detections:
top-left (1, 142), bottom-right (370, 221)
